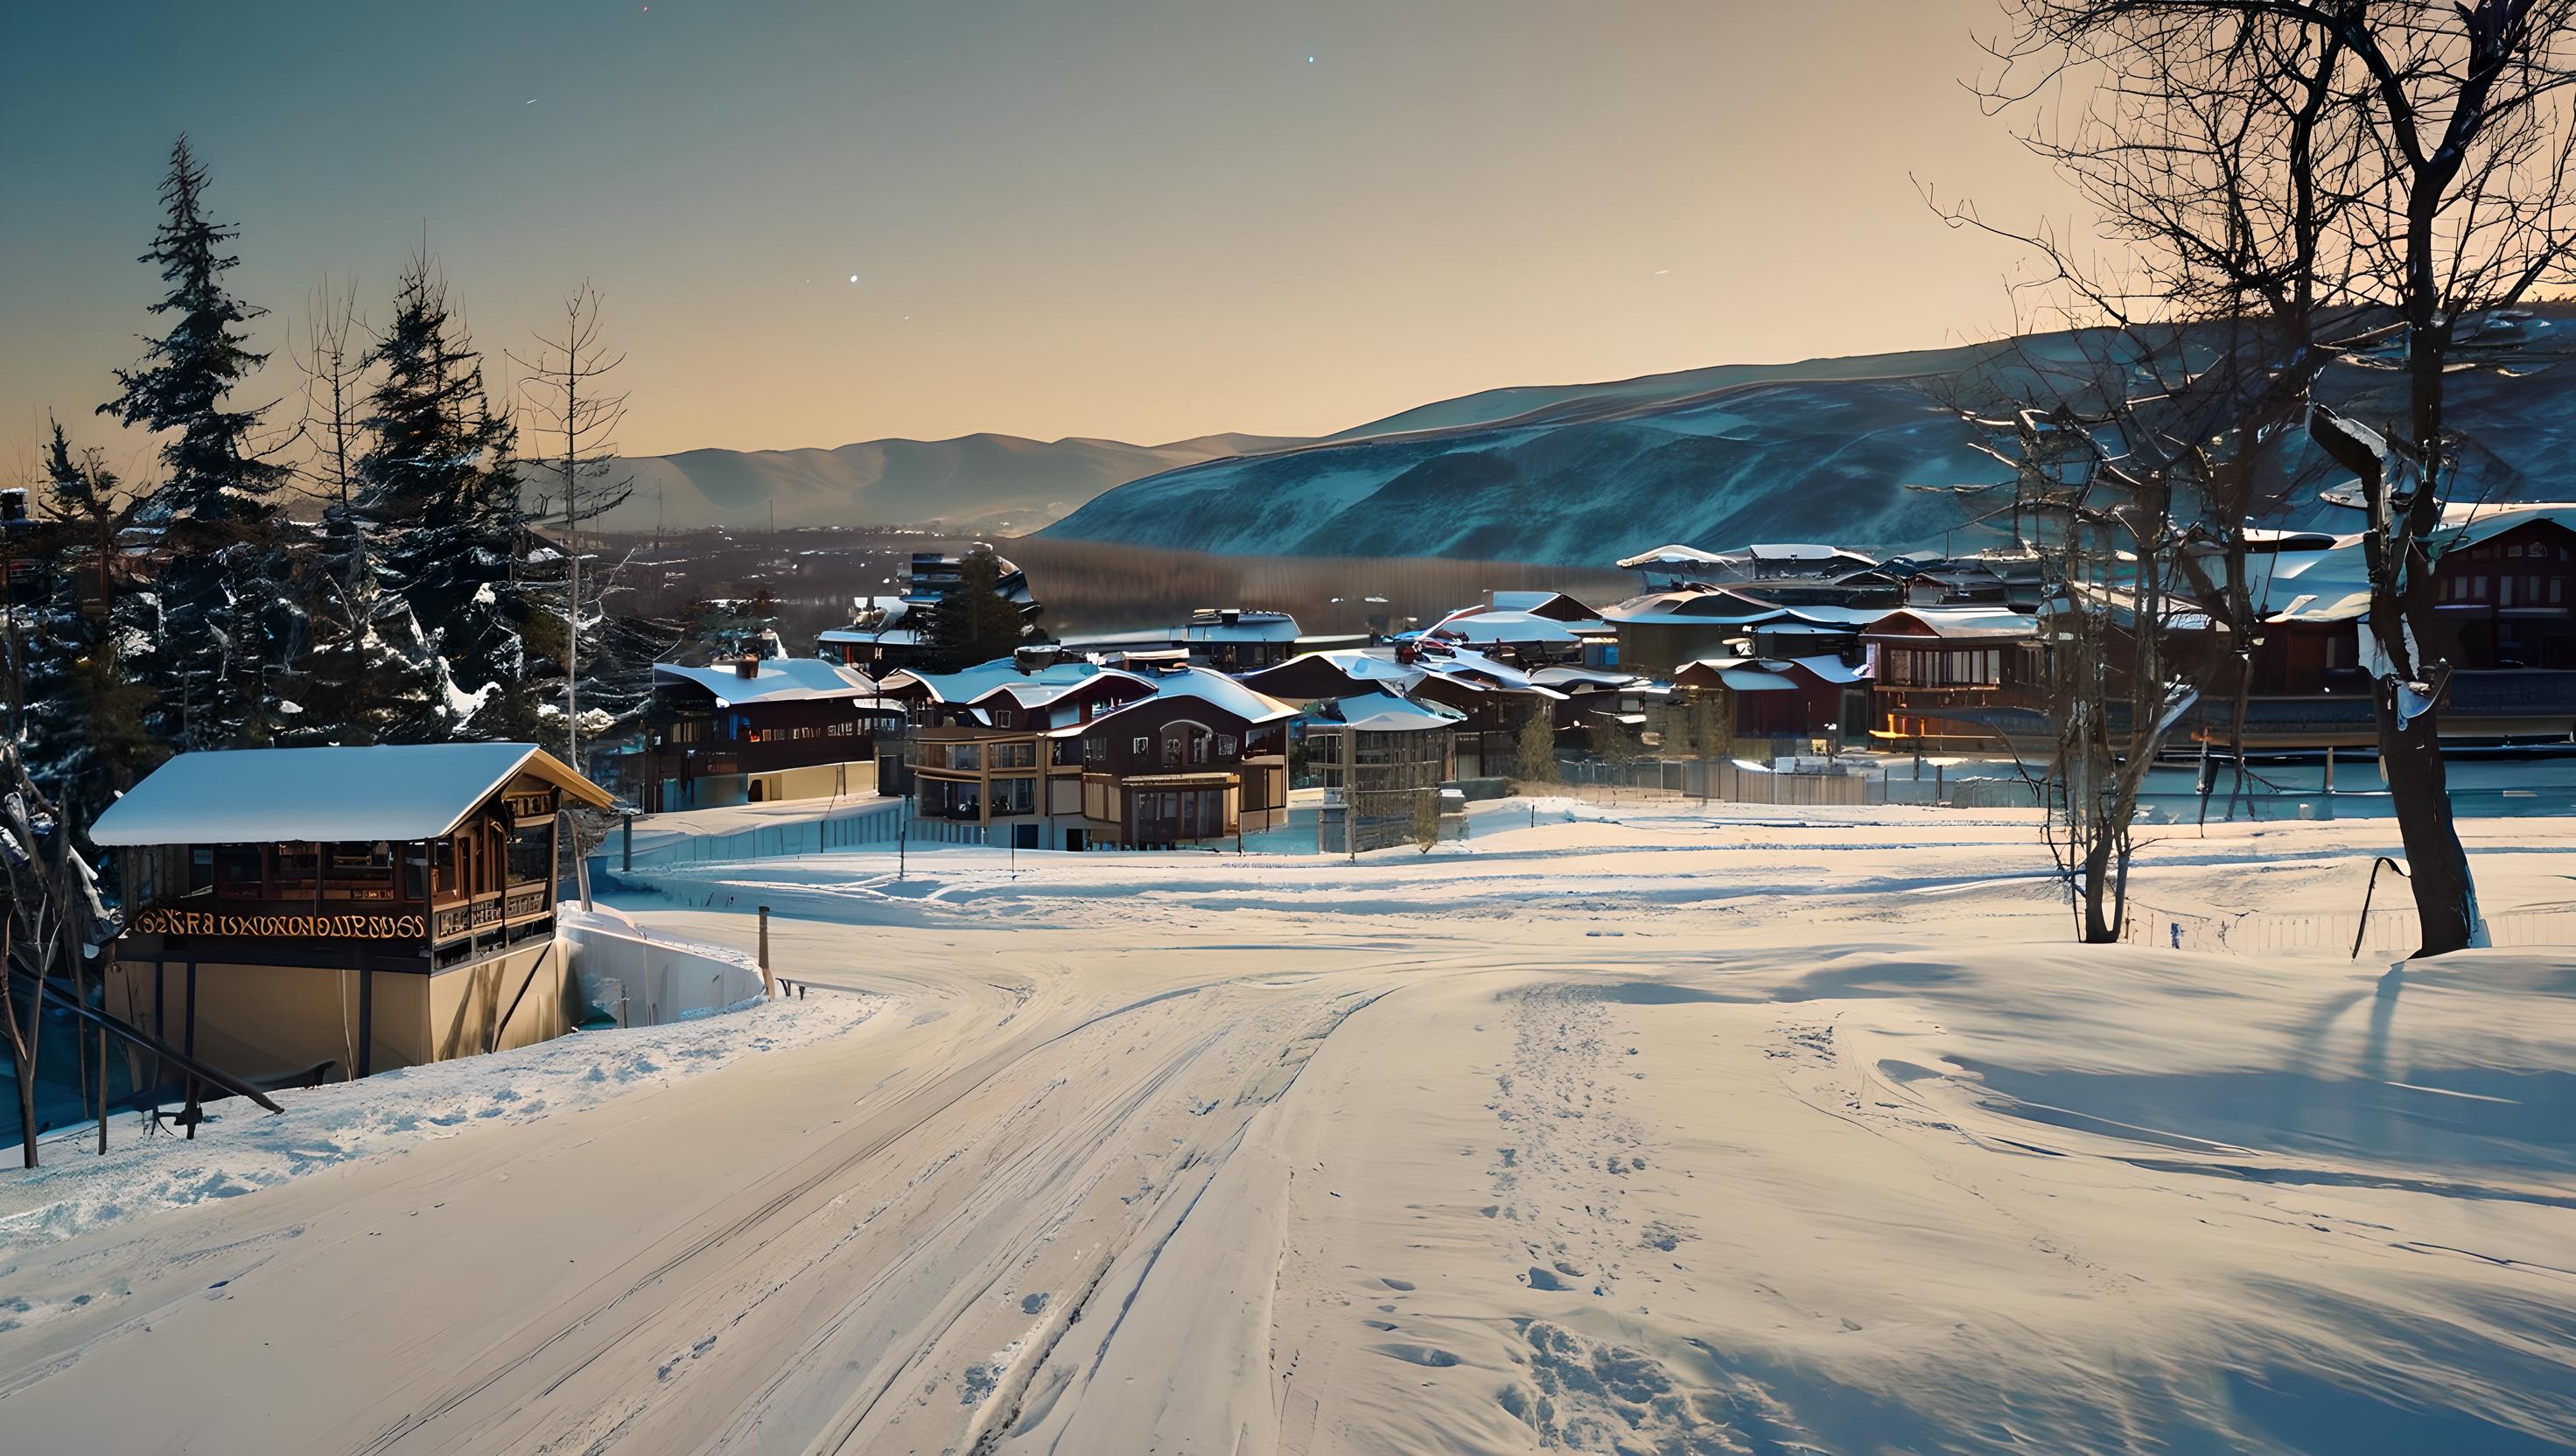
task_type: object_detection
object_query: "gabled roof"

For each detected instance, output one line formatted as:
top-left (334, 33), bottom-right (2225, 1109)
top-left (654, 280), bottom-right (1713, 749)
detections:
top-left (1425, 609), bottom-right (1584, 645)
top-left (891, 658), bottom-right (1105, 704)
top-left (1599, 587), bottom-right (1785, 626)
top-left (1236, 650), bottom-right (1425, 701)
top-left (1073, 666), bottom-right (1301, 733)
top-left (654, 658), bottom-right (887, 707)
top-left (91, 743), bottom-right (613, 847)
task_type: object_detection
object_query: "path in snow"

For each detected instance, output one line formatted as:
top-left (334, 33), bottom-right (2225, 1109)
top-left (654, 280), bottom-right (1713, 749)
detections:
top-left (0, 804), bottom-right (2570, 1453)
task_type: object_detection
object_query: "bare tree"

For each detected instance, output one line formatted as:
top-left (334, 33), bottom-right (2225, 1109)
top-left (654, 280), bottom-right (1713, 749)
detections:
top-left (1972, 0), bottom-right (2576, 955)
top-left (509, 284), bottom-right (634, 768)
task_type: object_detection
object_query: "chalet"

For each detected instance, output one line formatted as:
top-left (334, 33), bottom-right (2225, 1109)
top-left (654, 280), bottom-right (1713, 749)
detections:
top-left (627, 656), bottom-right (902, 811)
top-left (92, 743), bottom-right (615, 1085)
top-left (1672, 655), bottom-right (1873, 751)
top-left (1306, 690), bottom-right (1462, 854)
top-left (886, 658), bottom-right (1297, 849)
top-left (1861, 608), bottom-right (2046, 747)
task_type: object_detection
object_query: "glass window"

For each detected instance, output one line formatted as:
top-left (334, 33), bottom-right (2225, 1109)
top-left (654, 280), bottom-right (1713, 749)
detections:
top-left (945, 742), bottom-right (982, 770)
top-left (1218, 734), bottom-right (1237, 756)
top-left (1132, 736), bottom-right (1150, 754)
top-left (508, 824), bottom-right (554, 886)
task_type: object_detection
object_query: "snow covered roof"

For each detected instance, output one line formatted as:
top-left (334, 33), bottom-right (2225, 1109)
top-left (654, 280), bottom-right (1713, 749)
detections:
top-left (1177, 612), bottom-right (1302, 643)
top-left (1616, 542), bottom-right (1730, 570)
top-left (1529, 665), bottom-right (1642, 690)
top-left (1316, 690), bottom-right (1466, 733)
top-left (894, 658), bottom-right (1105, 704)
top-left (91, 743), bottom-right (613, 847)
top-left (1080, 666), bottom-right (1301, 732)
top-left (1426, 609), bottom-right (1583, 645)
top-left (1483, 590), bottom-right (1602, 624)
top-left (2269, 589), bottom-right (2376, 624)
top-left (1864, 608), bottom-right (2038, 641)
top-left (1787, 654), bottom-right (1873, 684)
top-left (654, 658), bottom-right (884, 707)
top-left (1599, 588), bottom-right (1785, 627)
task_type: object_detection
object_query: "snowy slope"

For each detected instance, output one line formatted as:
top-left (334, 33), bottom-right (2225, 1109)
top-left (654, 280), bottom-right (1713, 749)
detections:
top-left (1046, 317), bottom-right (2576, 562)
top-left (1, 804), bottom-right (2570, 1453)
top-left (536, 430), bottom-right (1303, 536)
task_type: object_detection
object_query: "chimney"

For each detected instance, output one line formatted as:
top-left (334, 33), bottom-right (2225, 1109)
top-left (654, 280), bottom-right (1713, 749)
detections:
top-left (733, 654), bottom-right (761, 679)
top-left (1220, 608), bottom-right (1242, 626)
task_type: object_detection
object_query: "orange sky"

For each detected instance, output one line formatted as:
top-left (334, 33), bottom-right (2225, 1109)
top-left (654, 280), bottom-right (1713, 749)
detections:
top-left (4, 1), bottom-right (2076, 472)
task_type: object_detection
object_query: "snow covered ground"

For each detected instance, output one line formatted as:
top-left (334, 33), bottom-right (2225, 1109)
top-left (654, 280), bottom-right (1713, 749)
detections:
top-left (1, 799), bottom-right (2571, 1453)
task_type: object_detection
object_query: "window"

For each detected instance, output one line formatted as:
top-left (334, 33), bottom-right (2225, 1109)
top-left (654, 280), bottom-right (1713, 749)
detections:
top-left (992, 708), bottom-right (1015, 727)
top-left (944, 742), bottom-right (982, 770)
top-left (508, 824), bottom-right (554, 886)
top-left (1218, 734), bottom-right (1237, 756)
top-left (990, 741), bottom-right (1035, 770)
top-left (1132, 736), bottom-right (1150, 754)
top-left (994, 777), bottom-right (1037, 815)
top-left (1190, 734), bottom-right (1209, 764)
top-left (1163, 735), bottom-right (1185, 766)
top-left (1083, 735), bottom-right (1106, 766)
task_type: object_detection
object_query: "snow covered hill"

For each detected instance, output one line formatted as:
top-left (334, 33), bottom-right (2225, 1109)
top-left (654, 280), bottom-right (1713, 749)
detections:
top-left (535, 430), bottom-right (1303, 536)
top-left (1044, 316), bottom-right (2576, 563)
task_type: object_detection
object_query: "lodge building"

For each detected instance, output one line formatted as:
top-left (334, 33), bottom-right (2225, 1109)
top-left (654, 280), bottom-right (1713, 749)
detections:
top-left (93, 743), bottom-right (616, 1085)
top-left (625, 655), bottom-right (903, 812)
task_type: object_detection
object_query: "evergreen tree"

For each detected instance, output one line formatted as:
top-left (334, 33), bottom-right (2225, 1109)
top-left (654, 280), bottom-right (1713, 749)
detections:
top-left (25, 422), bottom-right (161, 814)
top-left (347, 251), bottom-right (528, 740)
top-left (96, 136), bottom-right (297, 751)
top-left (928, 548), bottom-right (1027, 670)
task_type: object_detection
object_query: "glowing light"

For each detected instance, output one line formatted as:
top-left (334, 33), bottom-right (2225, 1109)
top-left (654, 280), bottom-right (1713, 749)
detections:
top-left (849, 274), bottom-right (859, 284)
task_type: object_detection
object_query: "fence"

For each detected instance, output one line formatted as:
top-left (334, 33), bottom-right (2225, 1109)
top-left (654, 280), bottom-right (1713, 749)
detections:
top-left (560, 908), bottom-right (767, 1027)
top-left (617, 798), bottom-right (910, 869)
top-left (2120, 899), bottom-right (2576, 956)
top-left (1548, 757), bottom-right (1872, 806)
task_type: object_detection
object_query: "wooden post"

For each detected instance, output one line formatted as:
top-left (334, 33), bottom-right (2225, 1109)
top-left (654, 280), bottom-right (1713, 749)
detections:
top-left (757, 906), bottom-right (775, 997)
top-left (355, 950), bottom-right (374, 1079)
top-left (622, 810), bottom-right (634, 872)
top-left (182, 959), bottom-right (198, 1139)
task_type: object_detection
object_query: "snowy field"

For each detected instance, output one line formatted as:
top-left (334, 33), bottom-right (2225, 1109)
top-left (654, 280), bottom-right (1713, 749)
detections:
top-left (2, 798), bottom-right (2572, 1453)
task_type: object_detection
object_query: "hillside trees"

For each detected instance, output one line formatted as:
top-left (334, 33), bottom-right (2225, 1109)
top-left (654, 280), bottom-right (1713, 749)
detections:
top-left (1974, 0), bottom-right (2576, 954)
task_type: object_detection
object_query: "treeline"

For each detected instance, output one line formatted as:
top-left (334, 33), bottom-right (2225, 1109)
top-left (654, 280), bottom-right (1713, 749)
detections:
top-left (20, 137), bottom-right (664, 831)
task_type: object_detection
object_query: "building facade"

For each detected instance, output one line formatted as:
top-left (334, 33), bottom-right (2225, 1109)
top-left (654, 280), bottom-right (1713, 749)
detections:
top-left (93, 744), bottom-right (616, 1086)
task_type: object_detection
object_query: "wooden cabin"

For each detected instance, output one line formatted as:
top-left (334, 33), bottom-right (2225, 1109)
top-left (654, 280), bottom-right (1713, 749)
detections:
top-left (92, 744), bottom-right (615, 1085)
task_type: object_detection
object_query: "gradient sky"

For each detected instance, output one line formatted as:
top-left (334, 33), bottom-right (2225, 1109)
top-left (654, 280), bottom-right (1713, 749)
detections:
top-left (3, 1), bottom-right (2074, 474)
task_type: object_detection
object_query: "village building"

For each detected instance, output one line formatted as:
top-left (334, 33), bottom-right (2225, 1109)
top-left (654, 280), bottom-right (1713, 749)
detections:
top-left (1054, 609), bottom-right (1361, 673)
top-left (624, 655), bottom-right (901, 812)
top-left (1306, 690), bottom-right (1462, 854)
top-left (1671, 655), bottom-right (1873, 753)
top-left (91, 743), bottom-right (616, 1086)
top-left (1860, 607), bottom-right (2047, 747)
top-left (883, 657), bottom-right (1297, 849)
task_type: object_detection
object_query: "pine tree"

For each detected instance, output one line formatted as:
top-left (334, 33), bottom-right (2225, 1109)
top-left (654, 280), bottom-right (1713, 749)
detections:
top-left (24, 423), bottom-right (161, 816)
top-left (928, 548), bottom-right (1027, 670)
top-left (96, 136), bottom-right (297, 752)
top-left (343, 251), bottom-right (525, 741)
